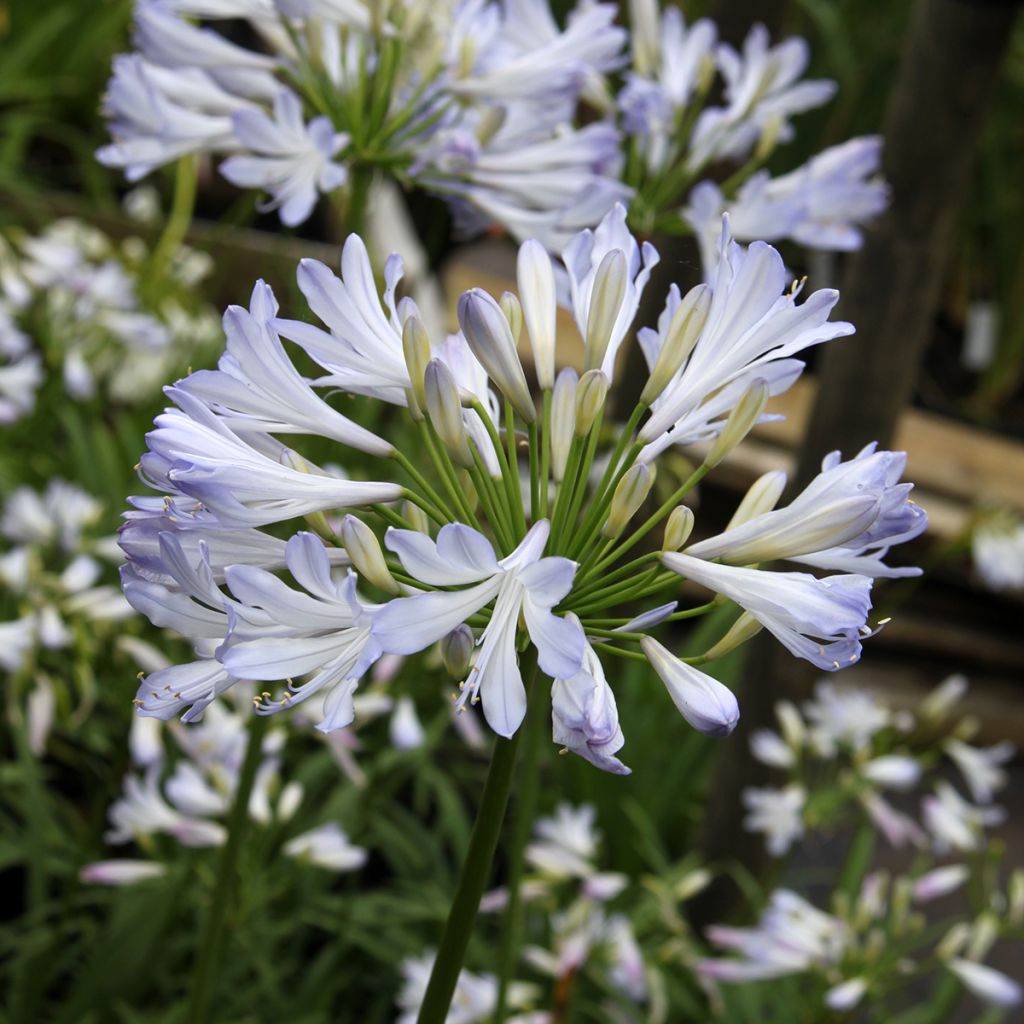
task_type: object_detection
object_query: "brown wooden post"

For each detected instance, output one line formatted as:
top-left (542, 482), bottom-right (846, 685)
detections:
top-left (793, 0), bottom-right (1021, 490)
top-left (691, 0), bottom-right (1021, 928)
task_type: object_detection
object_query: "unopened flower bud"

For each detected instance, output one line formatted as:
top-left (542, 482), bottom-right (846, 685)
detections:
top-left (458, 288), bottom-right (535, 423)
top-left (584, 249), bottom-right (627, 373)
top-left (919, 674), bottom-right (968, 721)
top-left (575, 369), bottom-right (608, 437)
top-left (775, 700), bottom-right (806, 748)
top-left (341, 515), bottom-right (400, 595)
top-left (499, 290), bottom-right (522, 343)
top-left (640, 636), bottom-right (740, 736)
top-left (673, 867), bottom-right (712, 902)
top-left (401, 500), bottom-right (429, 534)
top-left (441, 624), bottom-right (475, 679)
top-left (966, 913), bottom-right (999, 961)
top-left (912, 865), bottom-right (969, 904)
top-left (861, 755), bottom-right (922, 791)
top-left (936, 922), bottom-right (971, 961)
top-left (726, 470), bottom-right (787, 530)
top-left (947, 958), bottom-right (1022, 1008)
top-left (825, 978), bottom-right (868, 1012)
top-left (550, 367), bottom-right (577, 480)
top-left (603, 464), bottom-right (656, 539)
top-left (424, 359), bottom-right (473, 469)
top-left (702, 611), bottom-right (763, 661)
top-left (402, 315), bottom-right (431, 419)
top-left (662, 505), bottom-right (694, 552)
top-left (517, 239), bottom-right (556, 389)
top-left (704, 378), bottom-right (769, 468)
top-left (640, 283), bottom-right (711, 404)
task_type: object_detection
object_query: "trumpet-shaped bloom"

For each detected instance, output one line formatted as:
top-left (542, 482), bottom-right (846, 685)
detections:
top-left (552, 635), bottom-right (630, 774)
top-left (372, 521), bottom-right (585, 737)
top-left (663, 553), bottom-right (873, 671)
top-left (686, 443), bottom-right (926, 577)
top-left (639, 218), bottom-right (853, 457)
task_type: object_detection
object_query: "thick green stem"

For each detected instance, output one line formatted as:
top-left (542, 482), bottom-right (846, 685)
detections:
top-left (417, 654), bottom-right (540, 1024)
top-left (493, 668), bottom-right (545, 1020)
top-left (188, 713), bottom-right (269, 1024)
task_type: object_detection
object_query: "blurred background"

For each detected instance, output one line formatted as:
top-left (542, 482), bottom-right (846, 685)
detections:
top-left (1, 0), bottom-right (1022, 1020)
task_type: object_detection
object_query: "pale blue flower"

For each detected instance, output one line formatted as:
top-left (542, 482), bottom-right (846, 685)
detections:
top-left (372, 521), bottom-right (585, 737)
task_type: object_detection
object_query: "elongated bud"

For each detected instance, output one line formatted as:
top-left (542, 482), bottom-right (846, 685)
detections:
top-left (640, 636), bottom-right (739, 737)
top-left (702, 611), bottom-right (763, 660)
top-left (458, 288), bottom-right (535, 423)
top-left (912, 865), bottom-right (969, 904)
top-left (441, 624), bottom-right (475, 679)
top-left (919, 674), bottom-right (967, 721)
top-left (550, 367), bottom-right (577, 480)
top-left (584, 249), bottom-right (627, 373)
top-left (629, 0), bottom-right (660, 76)
top-left (947, 958), bottom-right (1023, 1008)
top-left (726, 470), bottom-right (787, 530)
top-left (936, 923), bottom-right (971, 961)
top-left (673, 867), bottom-right (713, 902)
top-left (662, 505), bottom-right (694, 552)
top-left (499, 291), bottom-right (522, 343)
top-left (575, 369), bottom-right (608, 437)
top-left (424, 360), bottom-right (473, 469)
top-left (517, 239), bottom-right (556, 389)
top-left (280, 448), bottom-right (332, 538)
top-left (603, 464), bottom-right (656, 539)
top-left (967, 913), bottom-right (999, 961)
top-left (401, 499), bottom-right (429, 533)
top-left (402, 315), bottom-right (431, 419)
top-left (705, 378), bottom-right (769, 468)
top-left (341, 515), bottom-right (401, 595)
top-left (775, 700), bottom-right (806, 748)
top-left (640, 283), bottom-right (712, 404)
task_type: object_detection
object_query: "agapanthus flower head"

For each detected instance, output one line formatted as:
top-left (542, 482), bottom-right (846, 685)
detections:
top-left (120, 202), bottom-right (922, 774)
top-left (99, 0), bottom-right (629, 249)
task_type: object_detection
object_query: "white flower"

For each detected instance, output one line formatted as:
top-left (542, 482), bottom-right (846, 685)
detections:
top-left (284, 822), bottom-right (367, 871)
top-left (972, 516), bottom-right (1024, 591)
top-left (0, 348), bottom-right (42, 424)
top-left (749, 728), bottom-right (795, 769)
top-left (742, 784), bottom-right (805, 856)
top-left (372, 521), bottom-right (585, 737)
top-left (860, 791), bottom-right (927, 849)
top-left (685, 444), bottom-right (926, 578)
top-left (685, 136), bottom-right (888, 273)
top-left (562, 203), bottom-right (658, 379)
top-left (922, 782), bottom-right (1006, 853)
top-left (688, 24), bottom-right (836, 170)
top-left (526, 802), bottom-right (600, 880)
top-left (619, 4), bottom-right (716, 172)
top-left (607, 914), bottom-right (647, 1001)
top-left (220, 532), bottom-right (382, 732)
top-left (698, 888), bottom-right (847, 981)
top-left (638, 218), bottom-right (853, 457)
top-left (944, 739), bottom-right (1015, 803)
top-left (802, 680), bottom-right (891, 753)
top-left (220, 90), bottom-right (349, 226)
top-left (825, 977), bottom-right (868, 1011)
top-left (397, 953), bottom-right (498, 1024)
